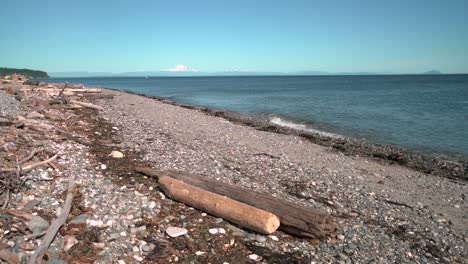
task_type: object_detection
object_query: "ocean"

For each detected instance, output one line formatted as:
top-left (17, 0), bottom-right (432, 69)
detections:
top-left (44, 75), bottom-right (468, 157)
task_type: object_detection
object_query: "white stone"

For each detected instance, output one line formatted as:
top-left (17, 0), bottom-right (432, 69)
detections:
top-left (100, 164), bottom-right (107, 170)
top-left (148, 201), bottom-right (157, 209)
top-left (120, 232), bottom-right (127, 237)
top-left (270, 235), bottom-right (279, 241)
top-left (195, 251), bottom-right (206, 256)
top-left (88, 220), bottom-right (103, 227)
top-left (248, 254), bottom-right (259, 260)
top-left (166, 227), bottom-right (188, 238)
top-left (218, 228), bottom-right (226, 234)
top-left (109, 150), bottom-right (124, 158)
top-left (209, 228), bottom-right (219, 234)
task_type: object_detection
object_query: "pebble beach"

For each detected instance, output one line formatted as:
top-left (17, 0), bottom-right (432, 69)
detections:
top-left (0, 82), bottom-right (466, 263)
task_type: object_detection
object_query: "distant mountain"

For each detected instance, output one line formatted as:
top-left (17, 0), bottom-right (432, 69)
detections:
top-left (118, 71), bottom-right (206, 77)
top-left (422, 70), bottom-right (442, 75)
top-left (0, 67), bottom-right (49, 78)
top-left (293, 70), bottom-right (329, 75)
top-left (46, 70), bottom-right (447, 78)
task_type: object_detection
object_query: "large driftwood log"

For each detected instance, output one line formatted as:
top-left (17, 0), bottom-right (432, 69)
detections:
top-left (135, 167), bottom-right (337, 238)
top-left (159, 176), bottom-right (280, 234)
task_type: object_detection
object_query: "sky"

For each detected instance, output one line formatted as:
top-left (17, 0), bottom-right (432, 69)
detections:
top-left (1, 0), bottom-right (467, 74)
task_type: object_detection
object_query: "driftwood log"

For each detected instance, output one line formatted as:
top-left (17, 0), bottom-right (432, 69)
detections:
top-left (69, 100), bottom-right (104, 111)
top-left (28, 175), bottom-right (75, 264)
top-left (159, 176), bottom-right (280, 234)
top-left (135, 167), bottom-right (337, 238)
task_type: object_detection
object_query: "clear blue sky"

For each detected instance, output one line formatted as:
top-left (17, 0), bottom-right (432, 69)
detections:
top-left (1, 0), bottom-right (467, 74)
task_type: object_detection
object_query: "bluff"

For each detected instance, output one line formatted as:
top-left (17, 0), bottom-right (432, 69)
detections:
top-left (0, 67), bottom-right (49, 78)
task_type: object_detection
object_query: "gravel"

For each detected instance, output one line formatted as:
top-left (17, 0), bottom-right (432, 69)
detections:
top-left (0, 88), bottom-right (20, 117)
top-left (97, 89), bottom-right (467, 263)
top-left (1, 83), bottom-right (466, 263)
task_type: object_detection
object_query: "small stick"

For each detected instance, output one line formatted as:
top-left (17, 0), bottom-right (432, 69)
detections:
top-left (1, 189), bottom-right (9, 210)
top-left (19, 148), bottom-right (37, 165)
top-left (0, 155), bottom-right (57, 172)
top-left (24, 231), bottom-right (47, 241)
top-left (28, 176), bottom-right (75, 264)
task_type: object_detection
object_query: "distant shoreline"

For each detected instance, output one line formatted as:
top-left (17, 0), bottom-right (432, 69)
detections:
top-left (44, 73), bottom-right (468, 78)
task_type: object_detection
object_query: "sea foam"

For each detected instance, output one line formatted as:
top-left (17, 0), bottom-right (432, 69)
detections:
top-left (270, 117), bottom-right (341, 139)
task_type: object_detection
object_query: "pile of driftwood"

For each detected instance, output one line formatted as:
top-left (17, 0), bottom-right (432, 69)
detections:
top-left (0, 82), bottom-right (104, 263)
top-left (135, 167), bottom-right (338, 239)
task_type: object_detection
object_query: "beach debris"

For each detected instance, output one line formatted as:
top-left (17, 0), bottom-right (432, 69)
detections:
top-left (157, 175), bottom-right (280, 234)
top-left (166, 226), bottom-right (188, 237)
top-left (0, 249), bottom-right (20, 264)
top-left (110, 150), bottom-right (124, 158)
top-left (70, 99), bottom-right (104, 111)
top-left (135, 167), bottom-right (337, 238)
top-left (29, 175), bottom-right (75, 263)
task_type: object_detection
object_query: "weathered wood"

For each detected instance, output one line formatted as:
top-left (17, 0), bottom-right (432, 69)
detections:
top-left (69, 100), bottom-right (104, 111)
top-left (28, 175), bottom-right (75, 264)
top-left (159, 176), bottom-right (280, 234)
top-left (0, 249), bottom-right (20, 264)
top-left (135, 167), bottom-right (338, 238)
top-left (1, 154), bottom-right (57, 173)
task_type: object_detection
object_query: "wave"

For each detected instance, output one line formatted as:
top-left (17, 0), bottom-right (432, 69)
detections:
top-left (269, 116), bottom-right (342, 139)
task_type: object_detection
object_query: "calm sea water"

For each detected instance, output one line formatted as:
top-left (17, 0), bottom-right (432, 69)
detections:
top-left (45, 75), bottom-right (468, 157)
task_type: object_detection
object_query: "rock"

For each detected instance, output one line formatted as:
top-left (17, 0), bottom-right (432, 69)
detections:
top-left (142, 245), bottom-right (152, 252)
top-left (209, 228), bottom-right (219, 234)
top-left (248, 254), bottom-right (260, 261)
top-left (69, 214), bottom-right (89, 225)
top-left (24, 199), bottom-right (41, 210)
top-left (337, 234), bottom-right (345, 240)
top-left (255, 235), bottom-right (266, 242)
top-left (108, 233), bottom-right (120, 241)
top-left (62, 236), bottom-right (78, 252)
top-left (270, 235), bottom-right (279, 241)
top-left (110, 151), bottom-right (124, 158)
top-left (218, 228), bottom-right (226, 234)
top-left (214, 218), bottom-right (223, 224)
top-left (18, 242), bottom-right (35, 251)
top-left (148, 201), bottom-right (157, 209)
top-left (166, 227), bottom-right (188, 237)
top-left (88, 219), bottom-right (103, 227)
top-left (338, 253), bottom-right (348, 260)
top-left (28, 216), bottom-right (49, 234)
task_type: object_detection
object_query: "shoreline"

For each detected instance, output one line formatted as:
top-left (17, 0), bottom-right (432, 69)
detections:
top-left (108, 87), bottom-right (467, 181)
top-left (1, 81), bottom-right (466, 263)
